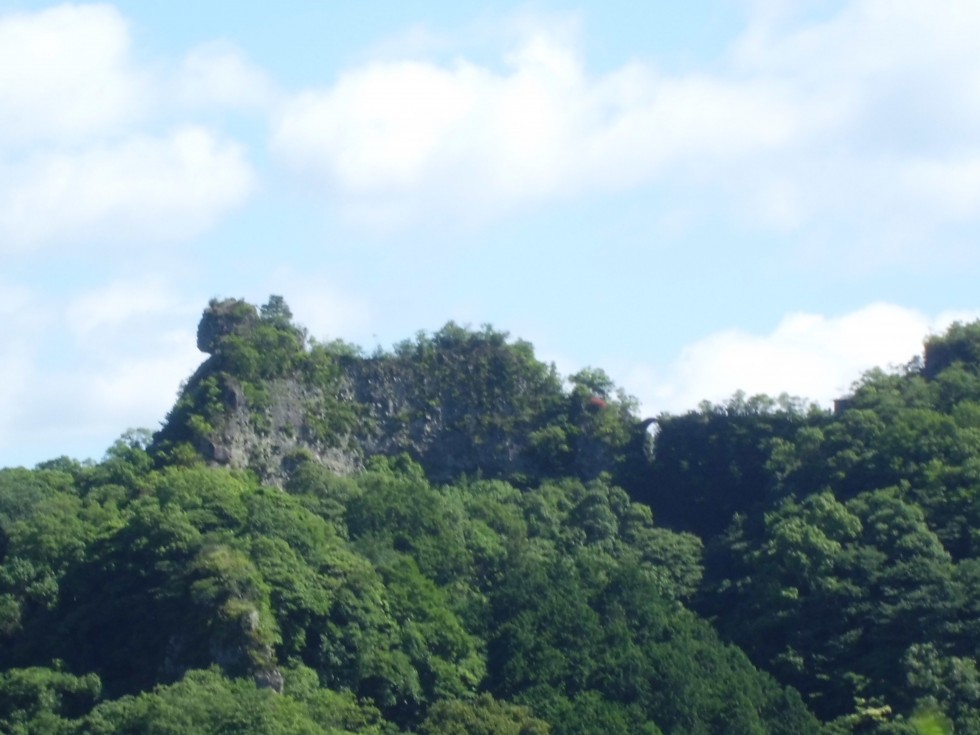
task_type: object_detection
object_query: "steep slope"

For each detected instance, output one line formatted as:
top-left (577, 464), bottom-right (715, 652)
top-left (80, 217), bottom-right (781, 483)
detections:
top-left (10, 297), bottom-right (980, 733)
top-left (0, 296), bottom-right (822, 734)
top-left (153, 297), bottom-right (650, 489)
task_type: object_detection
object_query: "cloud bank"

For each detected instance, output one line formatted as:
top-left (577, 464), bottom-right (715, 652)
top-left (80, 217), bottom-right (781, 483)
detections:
top-left (271, 0), bottom-right (980, 245)
top-left (0, 4), bottom-right (257, 252)
top-left (0, 279), bottom-right (203, 465)
top-left (624, 303), bottom-right (980, 417)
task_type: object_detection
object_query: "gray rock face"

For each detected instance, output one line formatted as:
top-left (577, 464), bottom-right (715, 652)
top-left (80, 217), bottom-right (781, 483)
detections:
top-left (156, 301), bottom-right (647, 488)
top-left (191, 365), bottom-right (636, 488)
top-left (254, 668), bottom-right (285, 693)
top-left (209, 376), bottom-right (361, 486)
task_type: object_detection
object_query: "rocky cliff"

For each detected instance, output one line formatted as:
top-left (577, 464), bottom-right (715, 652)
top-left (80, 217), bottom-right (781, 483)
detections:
top-left (152, 297), bottom-right (651, 489)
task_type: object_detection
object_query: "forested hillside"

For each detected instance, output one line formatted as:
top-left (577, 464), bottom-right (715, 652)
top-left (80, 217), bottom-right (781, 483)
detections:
top-left (2, 297), bottom-right (980, 734)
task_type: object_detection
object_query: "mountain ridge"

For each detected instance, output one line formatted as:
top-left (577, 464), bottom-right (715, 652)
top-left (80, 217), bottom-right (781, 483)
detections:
top-left (152, 296), bottom-right (653, 490)
top-left (4, 297), bottom-right (980, 733)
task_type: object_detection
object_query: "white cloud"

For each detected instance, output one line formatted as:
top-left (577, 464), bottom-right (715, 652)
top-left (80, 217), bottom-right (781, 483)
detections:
top-left (0, 5), bottom-right (266, 251)
top-left (0, 4), bottom-right (148, 146)
top-left (0, 285), bottom-right (42, 444)
top-left (621, 303), bottom-right (980, 417)
top-left (174, 40), bottom-right (277, 110)
top-left (81, 328), bottom-right (203, 425)
top-left (270, 0), bottom-right (980, 242)
top-left (0, 126), bottom-right (255, 251)
top-left (64, 280), bottom-right (204, 434)
top-left (0, 279), bottom-right (204, 467)
top-left (0, 282), bottom-right (35, 319)
top-left (900, 155), bottom-right (980, 220)
top-left (720, 0), bottom-right (980, 232)
top-left (66, 278), bottom-right (182, 337)
top-left (270, 30), bottom-right (799, 226)
top-left (16, 328), bottom-right (203, 455)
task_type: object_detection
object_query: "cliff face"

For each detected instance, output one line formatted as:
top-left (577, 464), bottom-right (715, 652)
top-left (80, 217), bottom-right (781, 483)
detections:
top-left (192, 373), bottom-right (362, 484)
top-left (152, 298), bottom-right (649, 488)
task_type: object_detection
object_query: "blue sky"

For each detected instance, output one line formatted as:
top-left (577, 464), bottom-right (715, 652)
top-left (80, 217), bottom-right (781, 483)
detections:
top-left (3, 0), bottom-right (980, 468)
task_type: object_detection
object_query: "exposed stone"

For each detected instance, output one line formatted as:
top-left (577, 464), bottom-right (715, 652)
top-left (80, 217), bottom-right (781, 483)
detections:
top-left (160, 302), bottom-right (650, 489)
top-left (254, 668), bottom-right (285, 694)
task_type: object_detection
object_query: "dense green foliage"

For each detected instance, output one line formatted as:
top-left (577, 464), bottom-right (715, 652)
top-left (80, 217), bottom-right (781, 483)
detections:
top-left (649, 324), bottom-right (980, 733)
top-left (0, 445), bottom-right (810, 733)
top-left (4, 299), bottom-right (980, 733)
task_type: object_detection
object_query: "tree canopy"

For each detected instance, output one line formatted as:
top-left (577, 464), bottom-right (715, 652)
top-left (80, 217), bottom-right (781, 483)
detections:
top-left (5, 299), bottom-right (980, 733)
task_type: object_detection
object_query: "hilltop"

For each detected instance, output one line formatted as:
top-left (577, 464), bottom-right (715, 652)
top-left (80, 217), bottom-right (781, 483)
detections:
top-left (2, 297), bottom-right (980, 733)
top-left (153, 296), bottom-right (651, 489)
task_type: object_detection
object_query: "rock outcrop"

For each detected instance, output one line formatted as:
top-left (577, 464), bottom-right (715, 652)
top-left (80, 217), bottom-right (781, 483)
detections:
top-left (153, 297), bottom-right (651, 490)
